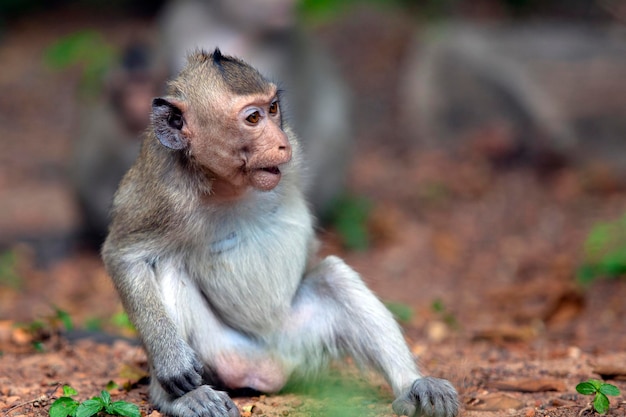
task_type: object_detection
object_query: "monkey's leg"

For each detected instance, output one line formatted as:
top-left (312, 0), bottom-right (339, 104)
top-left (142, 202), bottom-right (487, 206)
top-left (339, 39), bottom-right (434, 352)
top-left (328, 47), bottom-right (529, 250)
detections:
top-left (282, 255), bottom-right (459, 417)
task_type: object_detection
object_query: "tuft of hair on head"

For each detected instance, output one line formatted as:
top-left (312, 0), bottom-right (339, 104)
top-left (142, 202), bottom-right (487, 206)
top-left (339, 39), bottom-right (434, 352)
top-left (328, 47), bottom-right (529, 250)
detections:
top-left (202, 47), bottom-right (270, 96)
top-left (212, 48), bottom-right (224, 68)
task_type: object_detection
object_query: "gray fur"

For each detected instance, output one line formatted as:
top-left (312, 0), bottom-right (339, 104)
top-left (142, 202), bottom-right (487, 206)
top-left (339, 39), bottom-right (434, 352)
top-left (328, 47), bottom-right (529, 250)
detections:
top-left (102, 50), bottom-right (458, 417)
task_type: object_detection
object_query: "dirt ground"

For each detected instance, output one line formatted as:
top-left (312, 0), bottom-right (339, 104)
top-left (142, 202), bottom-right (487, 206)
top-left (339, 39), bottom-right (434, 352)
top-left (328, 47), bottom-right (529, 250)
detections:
top-left (1, 7), bottom-right (626, 417)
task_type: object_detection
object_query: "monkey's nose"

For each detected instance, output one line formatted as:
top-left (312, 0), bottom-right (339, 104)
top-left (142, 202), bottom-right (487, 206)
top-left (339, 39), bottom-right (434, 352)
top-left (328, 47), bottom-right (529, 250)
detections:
top-left (278, 143), bottom-right (292, 163)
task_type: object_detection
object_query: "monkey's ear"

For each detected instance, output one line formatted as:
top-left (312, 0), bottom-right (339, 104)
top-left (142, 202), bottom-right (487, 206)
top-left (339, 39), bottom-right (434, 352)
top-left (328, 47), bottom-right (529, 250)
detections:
top-left (151, 98), bottom-right (187, 150)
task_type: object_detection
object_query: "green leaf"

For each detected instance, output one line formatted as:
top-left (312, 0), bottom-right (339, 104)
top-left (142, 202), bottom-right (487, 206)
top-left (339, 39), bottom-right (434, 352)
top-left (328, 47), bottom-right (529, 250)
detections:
top-left (576, 381), bottom-right (597, 395)
top-left (76, 398), bottom-right (104, 417)
top-left (589, 379), bottom-right (604, 391)
top-left (49, 397), bottom-right (79, 417)
top-left (593, 392), bottom-right (610, 414)
top-left (63, 385), bottom-right (78, 397)
top-left (100, 390), bottom-right (111, 406)
top-left (107, 401), bottom-right (141, 417)
top-left (105, 380), bottom-right (119, 391)
top-left (599, 383), bottom-right (621, 396)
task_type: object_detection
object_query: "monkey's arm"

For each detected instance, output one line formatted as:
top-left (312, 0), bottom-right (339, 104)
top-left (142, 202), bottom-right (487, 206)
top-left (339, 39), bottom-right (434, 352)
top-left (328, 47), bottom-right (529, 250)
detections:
top-left (102, 247), bottom-right (203, 397)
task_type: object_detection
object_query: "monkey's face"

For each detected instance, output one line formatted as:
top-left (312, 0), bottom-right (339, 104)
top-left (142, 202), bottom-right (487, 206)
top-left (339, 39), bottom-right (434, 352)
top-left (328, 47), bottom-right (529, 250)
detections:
top-left (151, 50), bottom-right (293, 197)
top-left (192, 89), bottom-right (292, 193)
top-left (151, 88), bottom-right (292, 195)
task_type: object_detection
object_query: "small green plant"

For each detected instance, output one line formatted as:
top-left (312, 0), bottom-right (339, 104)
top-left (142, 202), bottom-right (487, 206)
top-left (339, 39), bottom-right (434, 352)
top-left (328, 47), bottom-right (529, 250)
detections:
top-left (49, 385), bottom-right (140, 417)
top-left (576, 379), bottom-right (621, 415)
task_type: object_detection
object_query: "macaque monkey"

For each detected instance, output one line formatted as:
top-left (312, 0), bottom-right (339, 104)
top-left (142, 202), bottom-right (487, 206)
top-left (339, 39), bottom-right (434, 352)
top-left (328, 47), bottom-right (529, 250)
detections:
top-left (102, 50), bottom-right (459, 417)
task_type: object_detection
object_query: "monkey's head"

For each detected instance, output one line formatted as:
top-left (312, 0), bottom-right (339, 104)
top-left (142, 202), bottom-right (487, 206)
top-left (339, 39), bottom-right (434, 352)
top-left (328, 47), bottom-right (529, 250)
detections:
top-left (150, 49), bottom-right (292, 195)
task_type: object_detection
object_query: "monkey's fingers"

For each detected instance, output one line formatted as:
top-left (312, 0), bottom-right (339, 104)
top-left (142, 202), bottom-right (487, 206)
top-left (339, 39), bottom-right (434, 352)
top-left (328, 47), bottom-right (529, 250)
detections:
top-left (160, 370), bottom-right (203, 398)
top-left (392, 377), bottom-right (459, 417)
top-left (172, 385), bottom-right (240, 417)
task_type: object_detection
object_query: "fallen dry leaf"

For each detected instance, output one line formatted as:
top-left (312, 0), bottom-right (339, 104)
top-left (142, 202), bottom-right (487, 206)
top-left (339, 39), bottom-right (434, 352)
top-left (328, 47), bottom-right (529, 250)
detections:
top-left (117, 363), bottom-right (150, 389)
top-left (465, 393), bottom-right (525, 411)
top-left (593, 363), bottom-right (626, 381)
top-left (487, 377), bottom-right (566, 392)
top-left (473, 324), bottom-right (539, 343)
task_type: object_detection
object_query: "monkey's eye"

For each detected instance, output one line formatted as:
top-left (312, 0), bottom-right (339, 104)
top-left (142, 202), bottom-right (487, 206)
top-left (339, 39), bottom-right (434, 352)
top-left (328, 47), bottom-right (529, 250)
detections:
top-left (168, 111), bottom-right (184, 130)
top-left (269, 101), bottom-right (279, 115)
top-left (246, 111), bottom-right (261, 124)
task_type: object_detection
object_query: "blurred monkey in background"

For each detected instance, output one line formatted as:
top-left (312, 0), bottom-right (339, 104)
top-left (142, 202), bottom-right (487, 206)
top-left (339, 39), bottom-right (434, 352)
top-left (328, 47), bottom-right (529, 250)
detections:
top-left (70, 44), bottom-right (163, 247)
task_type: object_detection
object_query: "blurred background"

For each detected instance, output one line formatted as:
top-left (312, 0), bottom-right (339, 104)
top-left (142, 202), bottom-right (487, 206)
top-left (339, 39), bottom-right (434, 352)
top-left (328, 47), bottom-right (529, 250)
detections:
top-left (1, 0), bottom-right (626, 356)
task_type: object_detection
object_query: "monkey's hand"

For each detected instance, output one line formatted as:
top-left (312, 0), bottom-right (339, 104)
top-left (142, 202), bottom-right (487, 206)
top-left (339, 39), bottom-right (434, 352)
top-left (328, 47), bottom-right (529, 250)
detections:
top-left (153, 339), bottom-right (205, 398)
top-left (170, 385), bottom-right (240, 417)
top-left (392, 377), bottom-right (459, 417)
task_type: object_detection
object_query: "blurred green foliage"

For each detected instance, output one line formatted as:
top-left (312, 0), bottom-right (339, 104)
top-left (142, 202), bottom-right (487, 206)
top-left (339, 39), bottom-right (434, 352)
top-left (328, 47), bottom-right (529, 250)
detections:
top-left (326, 194), bottom-right (373, 251)
top-left (577, 214), bottom-right (626, 284)
top-left (84, 312), bottom-right (136, 334)
top-left (0, 249), bottom-right (22, 289)
top-left (296, 0), bottom-right (607, 23)
top-left (44, 30), bottom-right (117, 96)
top-left (431, 298), bottom-right (458, 329)
top-left (384, 301), bottom-right (413, 324)
top-left (298, 0), bottom-right (401, 23)
top-left (110, 311), bottom-right (135, 332)
top-left (54, 306), bottom-right (74, 331)
top-left (284, 370), bottom-right (391, 417)
top-left (84, 317), bottom-right (104, 332)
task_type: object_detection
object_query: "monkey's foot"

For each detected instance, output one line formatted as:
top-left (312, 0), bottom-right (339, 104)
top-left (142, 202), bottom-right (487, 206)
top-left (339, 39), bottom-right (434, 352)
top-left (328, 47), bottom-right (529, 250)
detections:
top-left (168, 385), bottom-right (240, 417)
top-left (392, 377), bottom-right (459, 417)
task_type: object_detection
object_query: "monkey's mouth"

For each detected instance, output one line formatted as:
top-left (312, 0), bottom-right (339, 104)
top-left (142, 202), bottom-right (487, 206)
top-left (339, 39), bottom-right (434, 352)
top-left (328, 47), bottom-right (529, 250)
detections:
top-left (249, 166), bottom-right (282, 191)
top-left (260, 166), bottom-right (281, 175)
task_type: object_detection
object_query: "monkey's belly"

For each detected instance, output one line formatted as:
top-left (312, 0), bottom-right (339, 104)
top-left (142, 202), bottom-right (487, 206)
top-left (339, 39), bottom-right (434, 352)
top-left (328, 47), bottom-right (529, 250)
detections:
top-left (214, 350), bottom-right (289, 393)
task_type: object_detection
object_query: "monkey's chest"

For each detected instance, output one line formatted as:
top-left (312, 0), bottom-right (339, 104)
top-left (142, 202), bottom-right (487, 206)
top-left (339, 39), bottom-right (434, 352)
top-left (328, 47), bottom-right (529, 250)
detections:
top-left (194, 219), bottom-right (311, 335)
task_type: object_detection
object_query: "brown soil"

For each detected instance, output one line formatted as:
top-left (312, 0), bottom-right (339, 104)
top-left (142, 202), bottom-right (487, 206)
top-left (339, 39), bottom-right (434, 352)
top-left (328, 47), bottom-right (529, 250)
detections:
top-left (1, 7), bottom-right (626, 417)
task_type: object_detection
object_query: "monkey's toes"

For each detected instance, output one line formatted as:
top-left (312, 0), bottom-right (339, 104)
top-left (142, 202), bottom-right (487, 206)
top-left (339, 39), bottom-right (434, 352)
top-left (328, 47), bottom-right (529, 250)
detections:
top-left (392, 377), bottom-right (459, 417)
